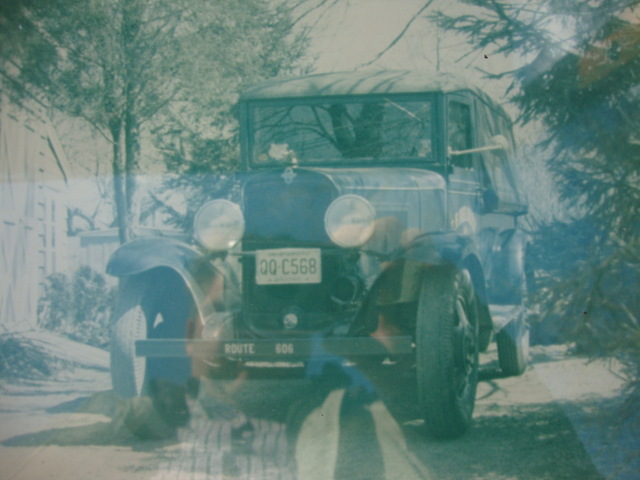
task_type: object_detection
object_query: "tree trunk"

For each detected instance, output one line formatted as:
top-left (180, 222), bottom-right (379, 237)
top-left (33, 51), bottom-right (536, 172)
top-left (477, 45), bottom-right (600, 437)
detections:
top-left (110, 119), bottom-right (131, 244)
top-left (122, 0), bottom-right (142, 241)
top-left (124, 109), bottom-right (139, 236)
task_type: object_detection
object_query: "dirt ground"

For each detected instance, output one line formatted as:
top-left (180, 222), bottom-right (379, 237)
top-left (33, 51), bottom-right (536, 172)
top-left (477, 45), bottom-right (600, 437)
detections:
top-left (0, 331), bottom-right (638, 480)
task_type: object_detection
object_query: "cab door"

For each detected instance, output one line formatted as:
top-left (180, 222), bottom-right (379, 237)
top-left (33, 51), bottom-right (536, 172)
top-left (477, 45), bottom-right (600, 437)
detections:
top-left (446, 94), bottom-right (482, 237)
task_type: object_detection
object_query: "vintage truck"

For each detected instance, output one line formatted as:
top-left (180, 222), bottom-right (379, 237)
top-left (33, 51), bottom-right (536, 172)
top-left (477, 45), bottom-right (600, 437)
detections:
top-left (107, 70), bottom-right (530, 438)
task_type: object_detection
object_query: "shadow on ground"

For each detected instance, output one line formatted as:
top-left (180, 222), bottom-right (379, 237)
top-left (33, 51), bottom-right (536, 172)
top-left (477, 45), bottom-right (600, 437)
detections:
top-left (404, 401), bottom-right (604, 480)
top-left (2, 390), bottom-right (182, 449)
top-left (2, 344), bottom-right (634, 480)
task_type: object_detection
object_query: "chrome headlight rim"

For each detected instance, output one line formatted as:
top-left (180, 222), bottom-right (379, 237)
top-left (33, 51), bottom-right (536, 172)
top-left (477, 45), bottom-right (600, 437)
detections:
top-left (194, 199), bottom-right (245, 251)
top-left (324, 194), bottom-right (376, 248)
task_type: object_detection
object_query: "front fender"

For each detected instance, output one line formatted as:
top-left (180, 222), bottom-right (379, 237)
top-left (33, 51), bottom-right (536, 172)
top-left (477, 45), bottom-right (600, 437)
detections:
top-left (107, 237), bottom-right (236, 324)
top-left (393, 232), bottom-right (463, 266)
top-left (352, 232), bottom-right (477, 335)
top-left (399, 232), bottom-right (488, 304)
top-left (107, 237), bottom-right (204, 278)
top-left (367, 232), bottom-right (465, 308)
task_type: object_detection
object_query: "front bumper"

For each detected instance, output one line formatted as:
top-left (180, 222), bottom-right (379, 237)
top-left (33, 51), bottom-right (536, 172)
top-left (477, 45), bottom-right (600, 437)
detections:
top-left (136, 336), bottom-right (414, 361)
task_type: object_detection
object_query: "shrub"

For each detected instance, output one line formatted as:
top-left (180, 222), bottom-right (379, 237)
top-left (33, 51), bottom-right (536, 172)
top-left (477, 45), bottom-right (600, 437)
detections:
top-left (38, 266), bottom-right (117, 349)
top-left (37, 273), bottom-right (71, 332)
top-left (0, 334), bottom-right (72, 380)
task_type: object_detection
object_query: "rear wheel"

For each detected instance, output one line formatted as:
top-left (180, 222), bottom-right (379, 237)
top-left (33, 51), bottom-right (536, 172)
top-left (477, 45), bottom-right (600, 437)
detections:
top-left (496, 307), bottom-right (529, 376)
top-left (111, 271), bottom-right (193, 397)
top-left (416, 266), bottom-right (479, 439)
top-left (477, 303), bottom-right (493, 353)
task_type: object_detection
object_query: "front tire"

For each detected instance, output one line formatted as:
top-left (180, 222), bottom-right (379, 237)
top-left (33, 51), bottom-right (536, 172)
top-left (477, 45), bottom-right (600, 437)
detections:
top-left (111, 271), bottom-right (193, 397)
top-left (416, 266), bottom-right (479, 439)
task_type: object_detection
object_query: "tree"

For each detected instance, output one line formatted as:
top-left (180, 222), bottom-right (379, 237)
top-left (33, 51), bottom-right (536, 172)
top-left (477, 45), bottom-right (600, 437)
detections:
top-left (0, 0), bottom-right (307, 242)
top-left (151, 0), bottom-right (309, 230)
top-left (432, 0), bottom-right (640, 410)
top-left (2, 0), bottom-right (176, 242)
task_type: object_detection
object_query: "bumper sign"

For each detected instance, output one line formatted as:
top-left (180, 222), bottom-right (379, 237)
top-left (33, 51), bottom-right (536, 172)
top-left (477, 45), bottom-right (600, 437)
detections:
top-left (135, 336), bottom-right (413, 359)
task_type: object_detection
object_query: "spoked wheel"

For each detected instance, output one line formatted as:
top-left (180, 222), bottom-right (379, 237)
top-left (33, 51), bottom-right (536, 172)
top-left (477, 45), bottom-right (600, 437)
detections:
top-left (416, 266), bottom-right (479, 439)
top-left (111, 271), bottom-right (194, 397)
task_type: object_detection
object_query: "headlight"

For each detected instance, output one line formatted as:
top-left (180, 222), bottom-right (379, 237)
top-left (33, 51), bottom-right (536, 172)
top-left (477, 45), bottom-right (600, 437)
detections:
top-left (194, 199), bottom-right (245, 251)
top-left (324, 195), bottom-right (376, 248)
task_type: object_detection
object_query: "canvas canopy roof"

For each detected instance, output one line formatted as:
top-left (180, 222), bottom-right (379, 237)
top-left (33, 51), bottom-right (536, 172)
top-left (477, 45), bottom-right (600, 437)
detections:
top-left (241, 70), bottom-right (492, 101)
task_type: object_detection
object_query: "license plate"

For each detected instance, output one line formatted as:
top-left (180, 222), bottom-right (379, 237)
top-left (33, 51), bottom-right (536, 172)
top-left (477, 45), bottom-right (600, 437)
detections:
top-left (255, 248), bottom-right (321, 285)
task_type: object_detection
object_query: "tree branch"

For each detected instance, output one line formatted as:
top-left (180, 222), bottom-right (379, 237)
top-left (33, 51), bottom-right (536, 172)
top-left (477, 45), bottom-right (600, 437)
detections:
top-left (359, 0), bottom-right (436, 68)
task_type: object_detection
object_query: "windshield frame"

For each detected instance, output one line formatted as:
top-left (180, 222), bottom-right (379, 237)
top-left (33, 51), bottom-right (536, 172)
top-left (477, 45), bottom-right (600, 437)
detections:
top-left (241, 93), bottom-right (442, 169)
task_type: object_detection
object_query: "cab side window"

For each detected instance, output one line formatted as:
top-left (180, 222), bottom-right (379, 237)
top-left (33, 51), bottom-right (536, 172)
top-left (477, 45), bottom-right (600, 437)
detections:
top-left (448, 101), bottom-right (473, 168)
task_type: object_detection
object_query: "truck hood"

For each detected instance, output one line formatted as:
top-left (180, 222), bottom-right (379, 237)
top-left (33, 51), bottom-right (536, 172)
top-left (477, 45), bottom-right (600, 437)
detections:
top-left (240, 166), bottom-right (446, 247)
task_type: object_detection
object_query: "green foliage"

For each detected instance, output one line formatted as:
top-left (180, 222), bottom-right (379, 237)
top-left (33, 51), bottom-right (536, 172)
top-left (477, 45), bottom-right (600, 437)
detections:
top-left (2, 0), bottom-right (190, 242)
top-left (151, 0), bottom-right (309, 228)
top-left (38, 267), bottom-right (117, 349)
top-left (37, 273), bottom-right (72, 332)
top-left (1, 0), bottom-right (309, 241)
top-left (435, 0), bottom-right (640, 414)
top-left (437, 0), bottom-right (640, 338)
top-left (0, 335), bottom-right (61, 380)
top-left (528, 219), bottom-right (640, 353)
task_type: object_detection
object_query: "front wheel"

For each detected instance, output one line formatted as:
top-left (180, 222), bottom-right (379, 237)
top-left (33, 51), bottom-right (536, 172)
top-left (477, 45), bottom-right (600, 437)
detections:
top-left (110, 271), bottom-right (194, 397)
top-left (416, 267), bottom-right (479, 439)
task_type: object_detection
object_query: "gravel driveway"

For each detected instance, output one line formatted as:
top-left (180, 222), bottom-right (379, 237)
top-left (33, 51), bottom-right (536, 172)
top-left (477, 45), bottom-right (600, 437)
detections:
top-left (0, 331), bottom-right (637, 479)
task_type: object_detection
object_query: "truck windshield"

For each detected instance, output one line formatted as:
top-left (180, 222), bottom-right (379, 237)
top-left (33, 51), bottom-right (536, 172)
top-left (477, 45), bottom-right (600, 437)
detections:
top-left (249, 97), bottom-right (434, 166)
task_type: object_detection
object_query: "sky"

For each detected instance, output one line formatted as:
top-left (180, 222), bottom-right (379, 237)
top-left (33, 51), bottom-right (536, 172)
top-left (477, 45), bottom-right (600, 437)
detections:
top-left (297, 0), bottom-right (520, 102)
top-left (303, 0), bottom-right (438, 71)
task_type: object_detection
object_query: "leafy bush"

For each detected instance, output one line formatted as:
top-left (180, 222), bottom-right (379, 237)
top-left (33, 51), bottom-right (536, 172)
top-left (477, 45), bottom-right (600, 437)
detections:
top-left (38, 266), bottom-right (117, 349)
top-left (0, 334), bottom-right (72, 381)
top-left (528, 219), bottom-right (640, 356)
